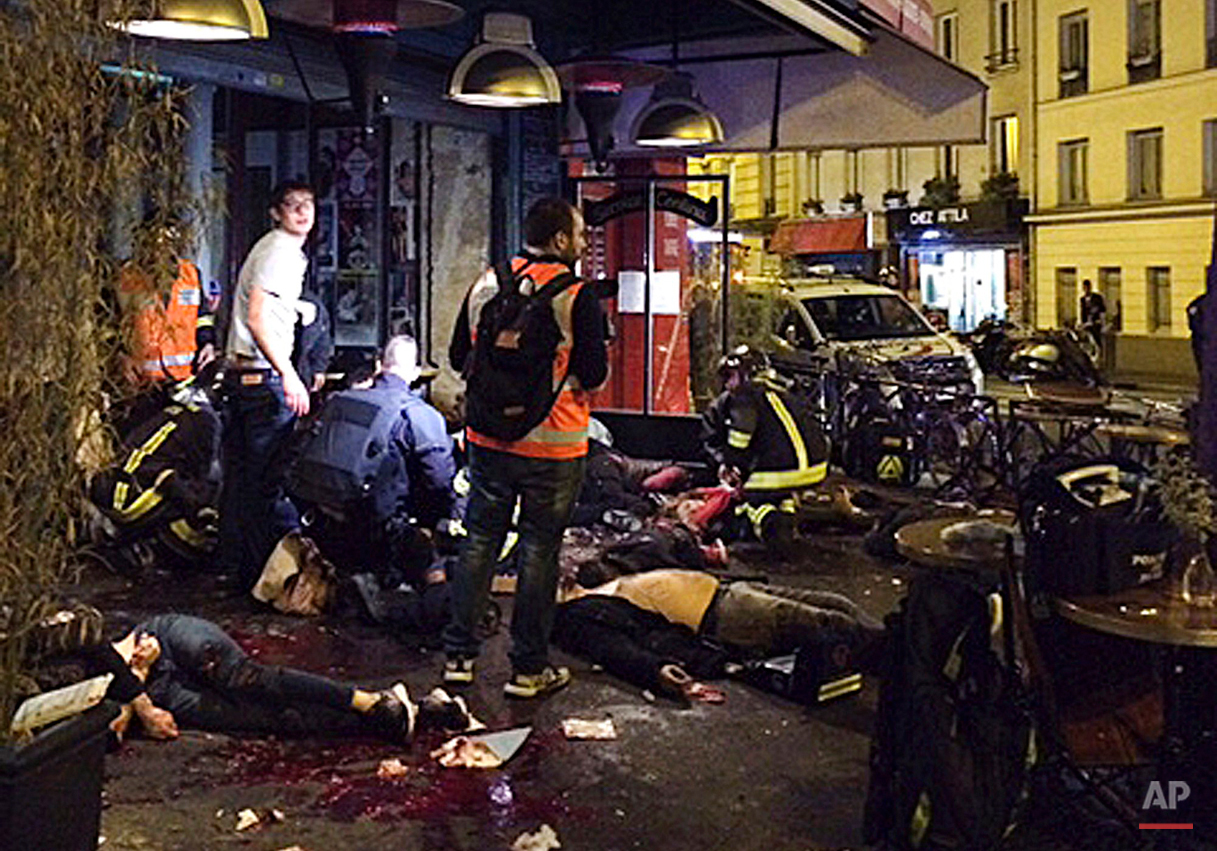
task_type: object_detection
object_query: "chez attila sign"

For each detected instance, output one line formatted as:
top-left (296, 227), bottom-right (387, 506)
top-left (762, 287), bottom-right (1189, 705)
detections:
top-left (582, 188), bottom-right (719, 228)
top-left (886, 199), bottom-right (1028, 243)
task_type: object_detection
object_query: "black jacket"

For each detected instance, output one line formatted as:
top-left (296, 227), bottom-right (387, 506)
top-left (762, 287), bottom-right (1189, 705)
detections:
top-left (701, 372), bottom-right (828, 494)
top-left (552, 595), bottom-right (727, 692)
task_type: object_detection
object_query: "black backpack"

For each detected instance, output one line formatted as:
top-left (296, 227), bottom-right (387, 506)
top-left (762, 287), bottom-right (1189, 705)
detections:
top-left (864, 572), bottom-right (1036, 850)
top-left (288, 384), bottom-right (411, 523)
top-left (464, 259), bottom-right (579, 442)
top-left (1020, 456), bottom-right (1172, 598)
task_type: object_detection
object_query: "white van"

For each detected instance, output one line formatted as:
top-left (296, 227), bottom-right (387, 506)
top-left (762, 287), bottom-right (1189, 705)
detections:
top-left (739, 275), bottom-right (984, 395)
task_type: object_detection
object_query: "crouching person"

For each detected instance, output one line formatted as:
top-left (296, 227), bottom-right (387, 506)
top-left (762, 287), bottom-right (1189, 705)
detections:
top-left (86, 372), bottom-right (222, 572)
top-left (109, 614), bottom-right (467, 743)
top-left (289, 334), bottom-right (457, 592)
top-left (701, 345), bottom-right (828, 557)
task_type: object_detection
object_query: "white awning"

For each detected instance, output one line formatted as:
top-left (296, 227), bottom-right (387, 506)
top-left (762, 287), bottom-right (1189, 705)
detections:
top-left (562, 21), bottom-right (986, 156)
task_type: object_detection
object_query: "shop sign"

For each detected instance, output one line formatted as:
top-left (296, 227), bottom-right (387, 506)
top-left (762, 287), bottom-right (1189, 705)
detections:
top-left (887, 199), bottom-right (1027, 242)
top-left (583, 188), bottom-right (719, 228)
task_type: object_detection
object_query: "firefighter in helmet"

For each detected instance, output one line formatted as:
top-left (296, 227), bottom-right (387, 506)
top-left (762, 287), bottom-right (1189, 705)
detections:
top-left (701, 345), bottom-right (829, 556)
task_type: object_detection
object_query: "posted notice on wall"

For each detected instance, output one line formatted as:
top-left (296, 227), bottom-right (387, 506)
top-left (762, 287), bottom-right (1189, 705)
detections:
top-left (618, 270), bottom-right (681, 315)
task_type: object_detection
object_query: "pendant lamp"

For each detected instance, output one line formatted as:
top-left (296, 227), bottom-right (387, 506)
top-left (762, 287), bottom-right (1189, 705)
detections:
top-left (631, 72), bottom-right (724, 148)
top-left (447, 13), bottom-right (560, 108)
top-left (556, 57), bottom-right (666, 171)
top-left (116, 0), bottom-right (269, 40)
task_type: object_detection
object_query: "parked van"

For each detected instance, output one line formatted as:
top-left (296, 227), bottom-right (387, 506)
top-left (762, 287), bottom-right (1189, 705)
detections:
top-left (737, 274), bottom-right (984, 395)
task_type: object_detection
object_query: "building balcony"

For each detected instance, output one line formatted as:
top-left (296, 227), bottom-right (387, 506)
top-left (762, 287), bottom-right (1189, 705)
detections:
top-left (1126, 51), bottom-right (1161, 84)
top-left (1058, 67), bottom-right (1088, 98)
top-left (985, 48), bottom-right (1019, 73)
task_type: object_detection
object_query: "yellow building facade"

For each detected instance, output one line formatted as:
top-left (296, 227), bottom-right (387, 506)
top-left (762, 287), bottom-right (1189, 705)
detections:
top-left (1029, 0), bottom-right (1217, 380)
top-left (690, 0), bottom-right (1036, 331)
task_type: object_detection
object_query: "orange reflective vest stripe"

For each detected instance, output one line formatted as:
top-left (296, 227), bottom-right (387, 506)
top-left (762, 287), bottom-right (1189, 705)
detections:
top-left (124, 259), bottom-right (202, 382)
top-left (466, 257), bottom-right (591, 460)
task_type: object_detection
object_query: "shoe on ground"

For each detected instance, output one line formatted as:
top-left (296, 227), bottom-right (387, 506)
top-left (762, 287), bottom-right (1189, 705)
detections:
top-left (443, 656), bottom-right (475, 685)
top-left (504, 665), bottom-right (571, 699)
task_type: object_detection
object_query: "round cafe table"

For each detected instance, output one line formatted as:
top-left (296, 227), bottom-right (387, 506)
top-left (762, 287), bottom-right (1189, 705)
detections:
top-left (894, 509), bottom-right (1019, 573)
top-left (1058, 582), bottom-right (1217, 838)
top-left (1057, 584), bottom-right (1217, 743)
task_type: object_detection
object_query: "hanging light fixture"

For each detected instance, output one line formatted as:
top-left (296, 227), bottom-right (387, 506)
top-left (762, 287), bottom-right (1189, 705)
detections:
top-left (631, 72), bottom-right (724, 148)
top-left (115, 0), bottom-right (269, 40)
top-left (556, 58), bottom-right (666, 172)
top-left (447, 13), bottom-right (560, 108)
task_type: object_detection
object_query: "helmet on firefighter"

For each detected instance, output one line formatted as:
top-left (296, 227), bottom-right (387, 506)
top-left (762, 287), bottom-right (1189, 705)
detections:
top-left (718, 344), bottom-right (767, 381)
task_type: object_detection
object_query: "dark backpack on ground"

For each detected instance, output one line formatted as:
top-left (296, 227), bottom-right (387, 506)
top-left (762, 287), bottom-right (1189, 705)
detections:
top-left (288, 384), bottom-right (411, 524)
top-left (1020, 456), bottom-right (1172, 597)
top-left (464, 260), bottom-right (578, 441)
top-left (864, 572), bottom-right (1036, 850)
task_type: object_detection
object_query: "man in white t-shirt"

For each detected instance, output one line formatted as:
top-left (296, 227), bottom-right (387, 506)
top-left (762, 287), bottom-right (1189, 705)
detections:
top-left (219, 180), bottom-right (315, 588)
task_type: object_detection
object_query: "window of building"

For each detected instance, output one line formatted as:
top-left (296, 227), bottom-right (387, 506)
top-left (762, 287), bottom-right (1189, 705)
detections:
top-left (1128, 128), bottom-right (1163, 200)
top-left (886, 148), bottom-right (908, 191)
top-left (1057, 268), bottom-right (1078, 326)
top-left (1208, 0), bottom-right (1217, 67)
top-left (1059, 11), bottom-right (1089, 97)
top-left (992, 115), bottom-right (1019, 175)
top-left (939, 145), bottom-right (959, 179)
top-left (989, 0), bottom-right (1018, 69)
top-left (1148, 266), bottom-right (1171, 330)
top-left (938, 12), bottom-right (959, 61)
top-left (1128, 0), bottom-right (1162, 83)
top-left (805, 151), bottom-right (822, 207)
top-left (845, 150), bottom-right (862, 195)
top-left (1058, 139), bottom-right (1089, 205)
top-left (1099, 267), bottom-right (1122, 332)
top-left (760, 154), bottom-right (776, 216)
top-left (1205, 119), bottom-right (1217, 196)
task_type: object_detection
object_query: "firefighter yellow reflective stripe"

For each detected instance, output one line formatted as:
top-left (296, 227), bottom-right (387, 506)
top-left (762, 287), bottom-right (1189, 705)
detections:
top-left (727, 428), bottom-right (752, 449)
top-left (911, 791), bottom-right (931, 847)
top-left (817, 673), bottom-right (863, 702)
top-left (112, 468), bottom-right (174, 520)
top-left (736, 501), bottom-right (779, 538)
top-left (745, 461), bottom-right (827, 491)
top-left (123, 421), bottom-right (178, 474)
top-left (742, 393), bottom-right (826, 491)
top-left (196, 314), bottom-right (214, 327)
top-left (766, 391), bottom-right (806, 469)
top-left (499, 531), bottom-right (519, 562)
top-left (169, 518), bottom-right (208, 549)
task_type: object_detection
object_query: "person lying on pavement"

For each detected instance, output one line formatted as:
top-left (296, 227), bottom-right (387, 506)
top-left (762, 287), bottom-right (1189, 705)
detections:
top-left (553, 569), bottom-right (884, 697)
top-left (108, 613), bottom-right (467, 744)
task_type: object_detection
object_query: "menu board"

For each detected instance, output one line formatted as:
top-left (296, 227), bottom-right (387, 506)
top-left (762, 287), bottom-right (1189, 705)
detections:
top-left (521, 112), bottom-right (562, 220)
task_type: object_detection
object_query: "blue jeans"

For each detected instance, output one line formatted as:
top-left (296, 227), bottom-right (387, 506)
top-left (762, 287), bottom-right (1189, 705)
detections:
top-left (442, 444), bottom-right (586, 674)
top-left (140, 615), bottom-right (362, 735)
top-left (218, 375), bottom-right (300, 587)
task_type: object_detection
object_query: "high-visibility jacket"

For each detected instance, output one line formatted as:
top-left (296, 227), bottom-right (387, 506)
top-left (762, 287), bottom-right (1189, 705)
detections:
top-left (88, 397), bottom-right (222, 555)
top-left (464, 256), bottom-right (591, 460)
top-left (702, 371), bottom-right (829, 494)
top-left (123, 259), bottom-right (213, 382)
